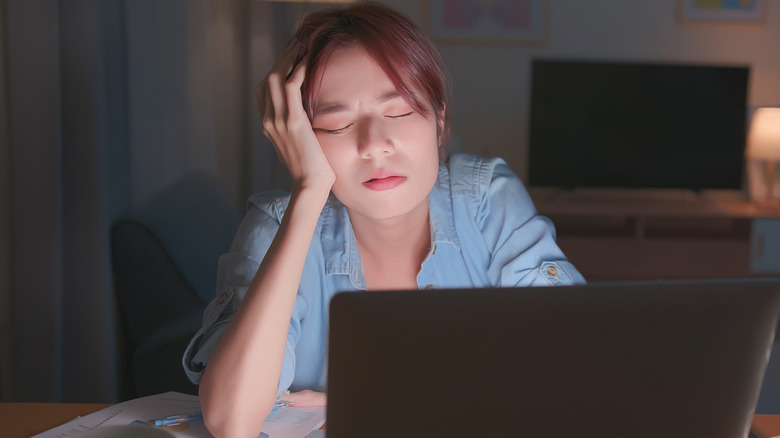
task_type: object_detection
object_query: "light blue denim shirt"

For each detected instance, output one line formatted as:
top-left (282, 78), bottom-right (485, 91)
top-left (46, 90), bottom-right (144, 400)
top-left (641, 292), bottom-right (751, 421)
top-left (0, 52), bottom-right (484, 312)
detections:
top-left (183, 153), bottom-right (585, 394)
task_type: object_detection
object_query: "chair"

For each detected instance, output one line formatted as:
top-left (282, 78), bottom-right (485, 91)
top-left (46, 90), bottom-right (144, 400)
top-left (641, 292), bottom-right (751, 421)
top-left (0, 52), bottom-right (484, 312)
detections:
top-left (756, 340), bottom-right (780, 414)
top-left (111, 172), bottom-right (240, 400)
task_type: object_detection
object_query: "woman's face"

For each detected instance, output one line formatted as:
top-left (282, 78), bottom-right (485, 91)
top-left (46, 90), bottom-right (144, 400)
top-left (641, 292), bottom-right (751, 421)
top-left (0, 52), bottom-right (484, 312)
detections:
top-left (310, 45), bottom-right (441, 223)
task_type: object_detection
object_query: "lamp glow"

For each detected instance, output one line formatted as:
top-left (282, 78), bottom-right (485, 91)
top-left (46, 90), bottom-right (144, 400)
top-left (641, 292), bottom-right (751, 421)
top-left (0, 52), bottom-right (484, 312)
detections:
top-left (746, 107), bottom-right (780, 202)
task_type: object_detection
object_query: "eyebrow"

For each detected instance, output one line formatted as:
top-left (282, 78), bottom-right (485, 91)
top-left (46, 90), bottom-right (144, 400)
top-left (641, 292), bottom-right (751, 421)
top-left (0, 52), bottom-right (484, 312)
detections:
top-left (314, 90), bottom-right (402, 117)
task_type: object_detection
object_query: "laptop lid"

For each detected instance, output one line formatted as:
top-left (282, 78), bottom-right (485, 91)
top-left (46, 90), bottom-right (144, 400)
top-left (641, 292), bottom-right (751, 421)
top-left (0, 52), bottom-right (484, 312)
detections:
top-left (326, 279), bottom-right (780, 438)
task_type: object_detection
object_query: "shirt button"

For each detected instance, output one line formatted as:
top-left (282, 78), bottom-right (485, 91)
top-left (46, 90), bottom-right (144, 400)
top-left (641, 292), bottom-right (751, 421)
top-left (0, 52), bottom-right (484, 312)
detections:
top-left (217, 292), bottom-right (228, 304)
top-left (425, 284), bottom-right (436, 290)
top-left (546, 266), bottom-right (558, 277)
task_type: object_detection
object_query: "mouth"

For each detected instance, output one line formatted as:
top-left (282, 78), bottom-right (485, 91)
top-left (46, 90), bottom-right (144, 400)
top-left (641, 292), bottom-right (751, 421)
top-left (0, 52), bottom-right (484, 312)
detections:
top-left (362, 170), bottom-right (406, 191)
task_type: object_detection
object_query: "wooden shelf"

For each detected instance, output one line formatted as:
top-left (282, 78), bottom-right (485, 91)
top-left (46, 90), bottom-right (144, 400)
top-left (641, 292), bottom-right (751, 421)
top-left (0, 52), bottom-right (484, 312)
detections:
top-left (531, 188), bottom-right (780, 219)
top-left (530, 188), bottom-right (780, 282)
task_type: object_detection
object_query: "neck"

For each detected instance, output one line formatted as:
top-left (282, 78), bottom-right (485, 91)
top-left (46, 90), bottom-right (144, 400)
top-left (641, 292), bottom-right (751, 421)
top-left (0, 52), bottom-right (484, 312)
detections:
top-left (349, 199), bottom-right (431, 263)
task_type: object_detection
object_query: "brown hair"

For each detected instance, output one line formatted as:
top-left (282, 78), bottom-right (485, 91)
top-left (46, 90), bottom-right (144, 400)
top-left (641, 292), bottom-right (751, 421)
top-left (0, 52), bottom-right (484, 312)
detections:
top-left (291, 1), bottom-right (452, 155)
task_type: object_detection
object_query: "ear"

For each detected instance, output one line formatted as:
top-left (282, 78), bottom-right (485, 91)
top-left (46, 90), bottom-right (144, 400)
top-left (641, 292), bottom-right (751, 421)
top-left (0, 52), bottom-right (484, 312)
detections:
top-left (436, 101), bottom-right (447, 144)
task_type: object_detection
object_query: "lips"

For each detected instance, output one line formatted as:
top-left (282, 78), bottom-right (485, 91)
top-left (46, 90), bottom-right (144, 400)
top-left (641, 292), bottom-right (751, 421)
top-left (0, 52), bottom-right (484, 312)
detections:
top-left (362, 170), bottom-right (406, 191)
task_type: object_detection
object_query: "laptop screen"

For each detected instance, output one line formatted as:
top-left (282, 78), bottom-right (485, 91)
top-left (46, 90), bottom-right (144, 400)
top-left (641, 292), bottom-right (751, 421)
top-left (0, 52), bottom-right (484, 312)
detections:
top-left (327, 280), bottom-right (780, 437)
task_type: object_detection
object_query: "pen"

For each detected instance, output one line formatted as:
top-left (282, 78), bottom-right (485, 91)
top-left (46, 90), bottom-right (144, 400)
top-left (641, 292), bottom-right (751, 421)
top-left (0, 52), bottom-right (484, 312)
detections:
top-left (151, 400), bottom-right (293, 427)
top-left (153, 413), bottom-right (203, 427)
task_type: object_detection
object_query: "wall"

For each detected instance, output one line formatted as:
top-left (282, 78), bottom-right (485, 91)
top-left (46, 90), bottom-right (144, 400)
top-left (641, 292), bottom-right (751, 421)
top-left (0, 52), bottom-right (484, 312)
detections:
top-left (389, 0), bottom-right (780, 181)
top-left (0, 0), bottom-right (12, 402)
top-left (125, 0), bottom-right (250, 211)
top-left (4, 0), bottom-right (67, 402)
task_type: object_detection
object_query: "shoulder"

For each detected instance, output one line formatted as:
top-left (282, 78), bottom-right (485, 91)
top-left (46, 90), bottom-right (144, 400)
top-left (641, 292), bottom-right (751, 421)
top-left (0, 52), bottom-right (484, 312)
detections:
top-left (239, 190), bottom-right (334, 243)
top-left (446, 153), bottom-right (516, 190)
top-left (445, 153), bottom-right (527, 201)
top-left (246, 190), bottom-right (292, 223)
top-left (224, 190), bottom-right (292, 256)
top-left (440, 154), bottom-right (537, 232)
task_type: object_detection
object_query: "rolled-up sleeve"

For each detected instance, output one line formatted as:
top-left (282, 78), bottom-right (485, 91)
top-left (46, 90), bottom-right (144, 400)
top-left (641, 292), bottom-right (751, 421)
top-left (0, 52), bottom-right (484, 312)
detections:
top-left (182, 191), bottom-right (303, 395)
top-left (471, 157), bottom-right (585, 286)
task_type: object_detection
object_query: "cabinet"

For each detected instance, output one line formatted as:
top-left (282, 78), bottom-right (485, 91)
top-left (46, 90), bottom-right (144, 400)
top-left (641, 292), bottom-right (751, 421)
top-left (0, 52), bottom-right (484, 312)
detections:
top-left (530, 188), bottom-right (780, 282)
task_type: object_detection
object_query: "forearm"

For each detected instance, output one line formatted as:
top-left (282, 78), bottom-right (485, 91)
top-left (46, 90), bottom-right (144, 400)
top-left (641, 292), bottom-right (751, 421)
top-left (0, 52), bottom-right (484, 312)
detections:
top-left (198, 187), bottom-right (329, 438)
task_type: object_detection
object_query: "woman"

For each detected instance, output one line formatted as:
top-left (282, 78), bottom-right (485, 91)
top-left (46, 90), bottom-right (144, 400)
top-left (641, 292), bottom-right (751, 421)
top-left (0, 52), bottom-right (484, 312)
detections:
top-left (183, 2), bottom-right (585, 437)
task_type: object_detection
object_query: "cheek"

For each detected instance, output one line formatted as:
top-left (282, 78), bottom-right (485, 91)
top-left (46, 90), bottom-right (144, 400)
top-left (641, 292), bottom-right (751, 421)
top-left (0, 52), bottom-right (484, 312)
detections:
top-left (315, 134), bottom-right (354, 184)
top-left (315, 133), bottom-right (346, 162)
top-left (401, 119), bottom-right (440, 156)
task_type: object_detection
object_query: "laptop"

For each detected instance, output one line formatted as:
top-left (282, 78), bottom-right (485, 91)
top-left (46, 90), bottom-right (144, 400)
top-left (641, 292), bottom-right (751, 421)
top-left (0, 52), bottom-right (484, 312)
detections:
top-left (326, 279), bottom-right (780, 438)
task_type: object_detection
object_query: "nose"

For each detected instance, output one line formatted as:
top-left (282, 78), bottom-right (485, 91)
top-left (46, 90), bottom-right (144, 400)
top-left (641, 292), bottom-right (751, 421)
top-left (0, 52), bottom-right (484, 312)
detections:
top-left (357, 117), bottom-right (394, 159)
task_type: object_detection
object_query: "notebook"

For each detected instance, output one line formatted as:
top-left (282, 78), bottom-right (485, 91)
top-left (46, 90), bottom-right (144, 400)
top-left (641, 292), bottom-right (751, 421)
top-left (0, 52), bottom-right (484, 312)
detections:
top-left (326, 279), bottom-right (780, 438)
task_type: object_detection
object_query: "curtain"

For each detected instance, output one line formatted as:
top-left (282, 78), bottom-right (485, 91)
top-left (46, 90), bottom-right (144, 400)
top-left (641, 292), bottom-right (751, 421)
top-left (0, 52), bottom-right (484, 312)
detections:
top-left (0, 0), bottom-right (16, 402)
top-left (1, 0), bottom-right (283, 402)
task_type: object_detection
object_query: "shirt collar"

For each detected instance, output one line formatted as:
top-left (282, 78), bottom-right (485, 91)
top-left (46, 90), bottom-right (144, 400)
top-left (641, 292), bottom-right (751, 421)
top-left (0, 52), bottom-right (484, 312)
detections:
top-left (319, 161), bottom-right (461, 286)
top-left (320, 193), bottom-right (366, 289)
top-left (428, 161), bottom-right (461, 252)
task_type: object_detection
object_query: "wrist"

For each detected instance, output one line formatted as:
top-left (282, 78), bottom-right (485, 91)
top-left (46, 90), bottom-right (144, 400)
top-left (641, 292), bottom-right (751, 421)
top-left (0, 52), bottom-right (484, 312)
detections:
top-left (290, 184), bottom-right (332, 211)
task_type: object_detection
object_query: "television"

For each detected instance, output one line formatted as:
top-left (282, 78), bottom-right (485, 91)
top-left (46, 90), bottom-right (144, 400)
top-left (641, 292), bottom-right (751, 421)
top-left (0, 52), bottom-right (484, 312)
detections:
top-left (528, 59), bottom-right (750, 190)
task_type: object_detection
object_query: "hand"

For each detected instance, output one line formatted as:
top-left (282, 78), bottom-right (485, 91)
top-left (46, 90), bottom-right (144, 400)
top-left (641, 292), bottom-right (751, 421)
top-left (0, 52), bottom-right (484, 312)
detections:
top-left (281, 390), bottom-right (327, 407)
top-left (256, 44), bottom-right (336, 193)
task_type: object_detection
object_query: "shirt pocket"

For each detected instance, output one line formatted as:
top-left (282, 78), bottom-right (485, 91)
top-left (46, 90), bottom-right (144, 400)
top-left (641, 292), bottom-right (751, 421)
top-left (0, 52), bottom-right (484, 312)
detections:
top-left (538, 261), bottom-right (573, 286)
top-left (201, 287), bottom-right (236, 329)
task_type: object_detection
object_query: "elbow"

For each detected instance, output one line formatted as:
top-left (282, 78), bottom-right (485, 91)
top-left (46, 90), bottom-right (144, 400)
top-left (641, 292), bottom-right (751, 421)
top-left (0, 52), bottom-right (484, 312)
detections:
top-left (203, 415), bottom-right (267, 438)
top-left (200, 388), bottom-right (275, 438)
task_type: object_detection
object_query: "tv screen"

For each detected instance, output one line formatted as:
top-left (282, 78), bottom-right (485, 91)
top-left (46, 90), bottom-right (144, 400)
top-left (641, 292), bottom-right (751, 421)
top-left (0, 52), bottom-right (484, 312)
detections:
top-left (528, 60), bottom-right (749, 190)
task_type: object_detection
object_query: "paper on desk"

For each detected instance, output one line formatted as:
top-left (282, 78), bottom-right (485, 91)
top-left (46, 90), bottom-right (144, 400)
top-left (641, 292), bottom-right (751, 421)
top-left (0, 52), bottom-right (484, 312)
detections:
top-left (33, 391), bottom-right (326, 438)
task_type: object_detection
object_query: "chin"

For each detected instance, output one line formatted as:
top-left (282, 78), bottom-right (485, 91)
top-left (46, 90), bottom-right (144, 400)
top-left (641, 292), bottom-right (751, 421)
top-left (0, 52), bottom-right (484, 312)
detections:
top-left (339, 192), bottom-right (429, 222)
top-left (350, 202), bottom-right (421, 221)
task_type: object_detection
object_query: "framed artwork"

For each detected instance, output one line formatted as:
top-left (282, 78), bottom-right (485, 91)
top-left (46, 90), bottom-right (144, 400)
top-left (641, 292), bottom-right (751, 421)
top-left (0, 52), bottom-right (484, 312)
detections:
top-left (424, 0), bottom-right (548, 45)
top-left (679, 0), bottom-right (767, 24)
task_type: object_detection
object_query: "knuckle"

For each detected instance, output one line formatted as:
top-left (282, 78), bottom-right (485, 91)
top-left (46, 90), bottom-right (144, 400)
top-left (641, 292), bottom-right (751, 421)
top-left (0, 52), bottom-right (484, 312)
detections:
top-left (262, 117), bottom-right (276, 132)
top-left (265, 72), bottom-right (282, 87)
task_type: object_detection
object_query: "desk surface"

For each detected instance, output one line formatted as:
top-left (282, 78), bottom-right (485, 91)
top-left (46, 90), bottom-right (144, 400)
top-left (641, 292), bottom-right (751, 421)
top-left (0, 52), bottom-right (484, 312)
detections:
top-left (753, 414), bottom-right (780, 438)
top-left (2, 402), bottom-right (779, 438)
top-left (0, 402), bottom-right (111, 438)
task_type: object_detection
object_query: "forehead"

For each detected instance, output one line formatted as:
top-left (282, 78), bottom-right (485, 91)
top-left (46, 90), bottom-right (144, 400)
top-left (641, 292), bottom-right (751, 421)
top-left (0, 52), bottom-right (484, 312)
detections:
top-left (310, 44), bottom-right (432, 117)
top-left (312, 46), bottom-right (394, 98)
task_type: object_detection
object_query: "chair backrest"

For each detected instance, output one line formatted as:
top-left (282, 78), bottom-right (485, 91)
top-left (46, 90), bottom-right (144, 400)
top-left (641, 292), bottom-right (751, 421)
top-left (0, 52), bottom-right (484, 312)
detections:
top-left (110, 171), bottom-right (240, 398)
top-left (122, 172), bottom-right (241, 305)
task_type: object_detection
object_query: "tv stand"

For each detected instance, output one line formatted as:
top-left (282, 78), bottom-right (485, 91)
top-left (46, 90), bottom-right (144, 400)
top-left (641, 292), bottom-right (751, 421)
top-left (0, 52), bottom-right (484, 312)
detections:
top-left (529, 188), bottom-right (780, 282)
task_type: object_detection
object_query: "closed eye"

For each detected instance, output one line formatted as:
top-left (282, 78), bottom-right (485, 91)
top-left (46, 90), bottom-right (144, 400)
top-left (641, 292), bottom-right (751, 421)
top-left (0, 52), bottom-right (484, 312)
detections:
top-left (386, 111), bottom-right (414, 119)
top-left (314, 123), bottom-right (353, 134)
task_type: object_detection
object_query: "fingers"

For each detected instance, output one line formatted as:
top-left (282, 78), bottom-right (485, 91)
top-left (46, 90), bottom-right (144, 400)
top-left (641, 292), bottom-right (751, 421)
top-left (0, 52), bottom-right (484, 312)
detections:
top-left (284, 61), bottom-right (308, 120)
top-left (280, 390), bottom-right (327, 408)
top-left (257, 41), bottom-right (302, 119)
top-left (266, 66), bottom-right (287, 122)
top-left (273, 56), bottom-right (307, 120)
top-left (261, 46), bottom-right (309, 144)
top-left (274, 41), bottom-right (299, 77)
top-left (262, 81), bottom-right (273, 136)
top-left (255, 43), bottom-right (334, 190)
top-left (286, 51), bottom-right (307, 85)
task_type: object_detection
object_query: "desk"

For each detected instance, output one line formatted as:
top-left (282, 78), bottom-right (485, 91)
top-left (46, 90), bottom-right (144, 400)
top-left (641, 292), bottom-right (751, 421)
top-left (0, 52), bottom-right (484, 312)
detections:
top-left (2, 403), bottom-right (778, 438)
top-left (753, 415), bottom-right (780, 438)
top-left (0, 402), bottom-right (111, 438)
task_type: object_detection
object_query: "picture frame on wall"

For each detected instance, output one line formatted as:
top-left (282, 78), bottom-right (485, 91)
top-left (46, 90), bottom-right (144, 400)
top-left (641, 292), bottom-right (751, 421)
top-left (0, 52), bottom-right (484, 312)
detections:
top-left (423, 0), bottom-right (548, 45)
top-left (679, 0), bottom-right (767, 24)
